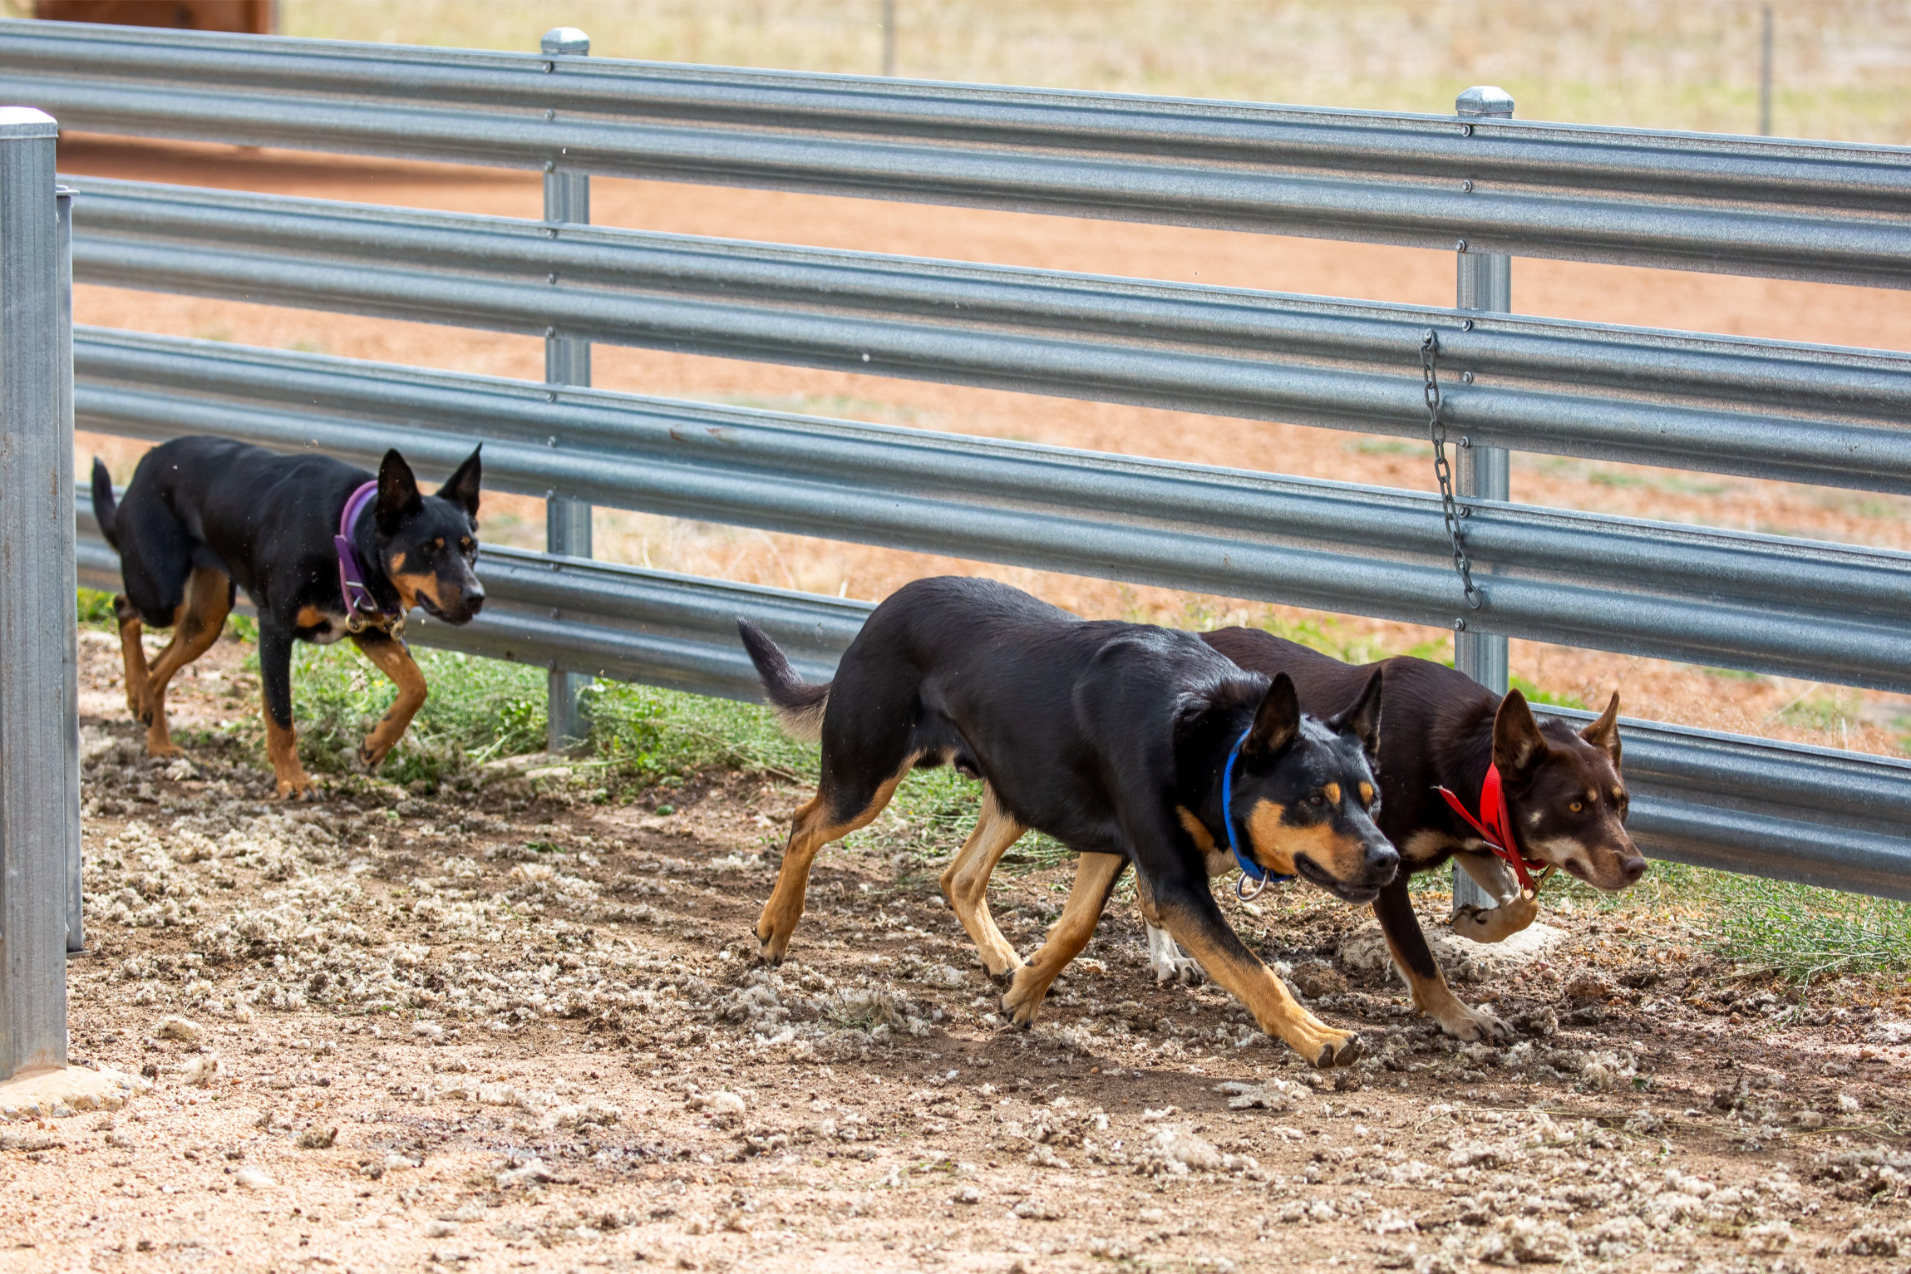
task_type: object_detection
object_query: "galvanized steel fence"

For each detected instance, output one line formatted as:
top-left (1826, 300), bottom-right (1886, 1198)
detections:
top-left (0, 20), bottom-right (1904, 1042)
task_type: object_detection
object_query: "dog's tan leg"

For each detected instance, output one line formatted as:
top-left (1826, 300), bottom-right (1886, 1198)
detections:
top-left (353, 630), bottom-right (427, 770)
top-left (1380, 922), bottom-right (1508, 1039)
top-left (1000, 851), bottom-right (1123, 1027)
top-left (114, 595), bottom-right (150, 720)
top-left (263, 710), bottom-right (315, 800)
top-left (1374, 876), bottom-right (1507, 1041)
top-left (139, 567), bottom-right (231, 758)
top-left (1156, 903), bottom-right (1362, 1068)
top-left (756, 760), bottom-right (913, 965)
top-left (938, 784), bottom-right (1028, 985)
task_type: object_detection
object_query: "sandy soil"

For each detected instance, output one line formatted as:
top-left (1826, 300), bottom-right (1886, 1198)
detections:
top-left (2, 610), bottom-right (1907, 1274)
top-left (56, 137), bottom-right (1911, 757)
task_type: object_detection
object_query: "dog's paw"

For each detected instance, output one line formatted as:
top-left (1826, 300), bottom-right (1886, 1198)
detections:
top-left (1313, 1031), bottom-right (1362, 1069)
top-left (1155, 954), bottom-right (1206, 987)
top-left (1449, 893), bottom-right (1540, 945)
top-left (1437, 1003), bottom-right (1511, 1044)
top-left (754, 924), bottom-right (791, 968)
top-left (275, 776), bottom-right (318, 801)
top-left (145, 740), bottom-right (182, 760)
top-left (997, 992), bottom-right (1037, 1031)
top-left (358, 741), bottom-right (389, 772)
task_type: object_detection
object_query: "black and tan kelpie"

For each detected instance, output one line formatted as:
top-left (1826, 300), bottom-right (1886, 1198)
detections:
top-left (993, 628), bottom-right (1646, 1042)
top-left (91, 436), bottom-right (485, 798)
top-left (740, 575), bottom-right (1396, 1069)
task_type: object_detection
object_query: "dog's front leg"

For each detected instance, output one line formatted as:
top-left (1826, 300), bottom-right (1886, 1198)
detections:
top-left (1375, 875), bottom-right (1508, 1041)
top-left (1448, 852), bottom-right (1540, 944)
top-left (258, 622), bottom-right (316, 800)
top-left (353, 630), bottom-right (427, 770)
top-left (1147, 875), bottom-right (1362, 1069)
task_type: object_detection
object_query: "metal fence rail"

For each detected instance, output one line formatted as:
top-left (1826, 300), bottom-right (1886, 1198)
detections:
top-left (67, 513), bottom-right (1911, 901)
top-left (73, 330), bottom-right (1911, 691)
top-left (67, 179), bottom-right (1911, 493)
top-left (13, 20), bottom-right (1911, 285)
top-left (14, 19), bottom-right (1911, 907)
top-left (71, 515), bottom-right (1911, 902)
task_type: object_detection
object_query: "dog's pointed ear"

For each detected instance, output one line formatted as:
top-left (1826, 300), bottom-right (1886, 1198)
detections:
top-left (1580, 690), bottom-right (1622, 765)
top-left (374, 449), bottom-right (424, 535)
top-left (1329, 667), bottom-right (1383, 759)
top-left (1242, 672), bottom-right (1301, 761)
top-left (436, 445), bottom-right (482, 519)
top-left (1492, 688), bottom-right (1549, 775)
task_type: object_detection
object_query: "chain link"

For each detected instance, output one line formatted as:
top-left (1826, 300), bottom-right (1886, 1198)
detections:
top-left (1421, 329), bottom-right (1485, 612)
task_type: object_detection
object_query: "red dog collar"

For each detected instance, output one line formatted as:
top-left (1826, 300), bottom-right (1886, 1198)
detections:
top-left (1436, 763), bottom-right (1544, 893)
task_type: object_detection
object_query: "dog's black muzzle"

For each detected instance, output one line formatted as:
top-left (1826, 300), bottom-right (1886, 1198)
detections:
top-left (420, 577), bottom-right (486, 625)
top-left (1294, 839), bottom-right (1399, 905)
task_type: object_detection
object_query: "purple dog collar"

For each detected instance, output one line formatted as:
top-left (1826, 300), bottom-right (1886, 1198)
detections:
top-left (334, 480), bottom-right (398, 622)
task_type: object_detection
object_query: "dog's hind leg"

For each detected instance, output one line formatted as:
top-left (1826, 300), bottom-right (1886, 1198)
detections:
top-left (938, 784), bottom-right (1028, 985)
top-left (114, 595), bottom-right (151, 721)
top-left (1000, 852), bottom-right (1124, 1028)
top-left (1374, 875), bottom-right (1509, 1041)
top-left (353, 630), bottom-right (427, 770)
top-left (1144, 922), bottom-right (1207, 986)
top-left (257, 621), bottom-right (316, 800)
top-left (138, 567), bottom-right (232, 757)
top-left (756, 758), bottom-right (914, 965)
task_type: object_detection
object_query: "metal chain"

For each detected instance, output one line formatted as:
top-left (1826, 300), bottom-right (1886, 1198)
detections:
top-left (1421, 329), bottom-right (1485, 611)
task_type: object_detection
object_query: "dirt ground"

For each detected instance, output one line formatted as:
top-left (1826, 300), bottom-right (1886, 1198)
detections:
top-left (3, 603), bottom-right (1907, 1274)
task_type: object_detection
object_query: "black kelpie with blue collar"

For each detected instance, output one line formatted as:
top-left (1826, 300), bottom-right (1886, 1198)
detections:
top-left (739, 575), bottom-right (1394, 1069)
top-left (91, 437), bottom-right (485, 798)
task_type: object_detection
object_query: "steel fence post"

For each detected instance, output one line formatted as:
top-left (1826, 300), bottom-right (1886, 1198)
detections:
top-left (57, 186), bottom-right (81, 957)
top-left (1453, 85), bottom-right (1513, 916)
top-left (0, 109), bottom-right (72, 1078)
top-left (542, 27), bottom-right (593, 752)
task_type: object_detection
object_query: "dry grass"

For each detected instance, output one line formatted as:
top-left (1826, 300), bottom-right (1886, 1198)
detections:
top-left (283, 0), bottom-right (1911, 142)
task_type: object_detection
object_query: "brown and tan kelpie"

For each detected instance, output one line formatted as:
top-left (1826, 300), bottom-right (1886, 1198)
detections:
top-left (91, 436), bottom-right (485, 798)
top-left (740, 575), bottom-right (1397, 1069)
top-left (947, 626), bottom-right (1644, 1043)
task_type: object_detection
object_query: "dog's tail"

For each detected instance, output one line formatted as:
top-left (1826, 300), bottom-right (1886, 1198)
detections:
top-left (737, 617), bottom-right (829, 743)
top-left (90, 458), bottom-right (120, 553)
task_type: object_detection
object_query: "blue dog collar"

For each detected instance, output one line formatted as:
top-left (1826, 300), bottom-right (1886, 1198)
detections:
top-left (1220, 727), bottom-right (1296, 900)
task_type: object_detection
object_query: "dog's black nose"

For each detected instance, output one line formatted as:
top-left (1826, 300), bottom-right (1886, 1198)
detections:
top-left (1619, 854), bottom-right (1647, 885)
top-left (462, 586), bottom-right (485, 615)
top-left (1365, 845), bottom-right (1400, 885)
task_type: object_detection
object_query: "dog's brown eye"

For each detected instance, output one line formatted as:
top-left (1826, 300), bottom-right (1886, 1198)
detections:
top-left (1568, 801), bottom-right (1584, 813)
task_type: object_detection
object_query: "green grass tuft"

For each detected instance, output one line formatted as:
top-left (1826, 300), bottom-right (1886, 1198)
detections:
top-left (584, 681), bottom-right (818, 785)
top-left (1699, 873), bottom-right (1911, 984)
top-left (78, 587), bottom-right (117, 630)
top-left (283, 643), bottom-right (548, 788)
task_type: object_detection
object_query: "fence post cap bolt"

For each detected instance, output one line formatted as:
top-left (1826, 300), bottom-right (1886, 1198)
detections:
top-left (1453, 618), bottom-right (1467, 631)
top-left (1461, 179), bottom-right (1474, 193)
top-left (1460, 318), bottom-right (1474, 331)
top-left (1455, 238), bottom-right (1468, 253)
top-left (1456, 86), bottom-right (1515, 118)
top-left (1461, 370), bottom-right (1475, 383)
top-left (541, 28), bottom-right (590, 56)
